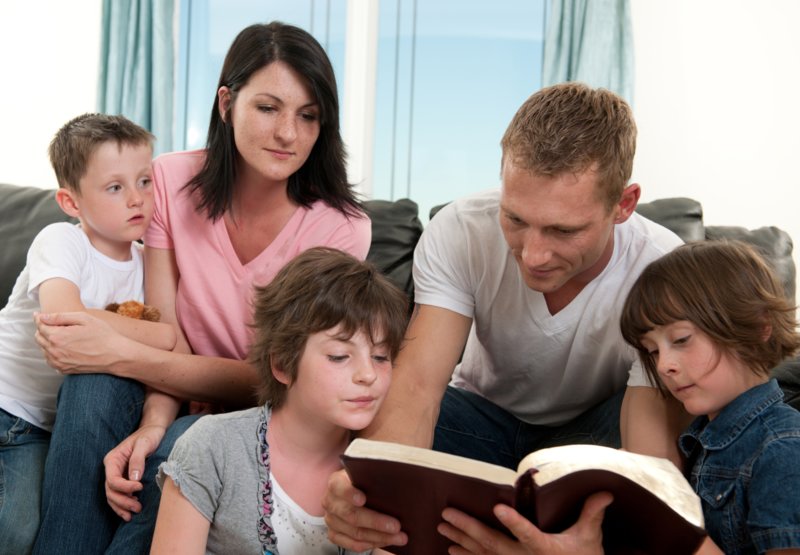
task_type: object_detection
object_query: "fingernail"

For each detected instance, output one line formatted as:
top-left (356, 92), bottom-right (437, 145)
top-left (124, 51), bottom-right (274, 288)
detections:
top-left (384, 521), bottom-right (399, 533)
top-left (132, 471), bottom-right (140, 481)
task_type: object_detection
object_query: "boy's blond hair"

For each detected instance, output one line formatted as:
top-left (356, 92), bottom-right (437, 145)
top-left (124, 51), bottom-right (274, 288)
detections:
top-left (48, 113), bottom-right (154, 193)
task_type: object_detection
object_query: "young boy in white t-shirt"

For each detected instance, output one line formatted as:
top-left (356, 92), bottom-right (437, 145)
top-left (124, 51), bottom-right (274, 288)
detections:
top-left (0, 113), bottom-right (177, 554)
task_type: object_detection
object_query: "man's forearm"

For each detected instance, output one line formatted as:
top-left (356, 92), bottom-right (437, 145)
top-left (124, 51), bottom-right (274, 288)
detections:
top-left (361, 377), bottom-right (444, 447)
top-left (621, 386), bottom-right (692, 468)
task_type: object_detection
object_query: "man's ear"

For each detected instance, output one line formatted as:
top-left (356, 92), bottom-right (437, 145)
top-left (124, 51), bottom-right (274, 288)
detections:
top-left (55, 188), bottom-right (81, 218)
top-left (217, 86), bottom-right (232, 123)
top-left (614, 183), bottom-right (641, 224)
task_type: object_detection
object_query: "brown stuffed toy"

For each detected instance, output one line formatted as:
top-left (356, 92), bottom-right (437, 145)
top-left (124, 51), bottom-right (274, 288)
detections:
top-left (105, 300), bottom-right (161, 322)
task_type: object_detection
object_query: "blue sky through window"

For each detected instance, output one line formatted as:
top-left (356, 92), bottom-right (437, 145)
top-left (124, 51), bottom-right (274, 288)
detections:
top-left (373, 0), bottom-right (545, 220)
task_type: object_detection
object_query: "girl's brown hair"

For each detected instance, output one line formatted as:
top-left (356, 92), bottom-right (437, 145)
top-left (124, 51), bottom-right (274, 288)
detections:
top-left (248, 247), bottom-right (409, 407)
top-left (620, 241), bottom-right (800, 394)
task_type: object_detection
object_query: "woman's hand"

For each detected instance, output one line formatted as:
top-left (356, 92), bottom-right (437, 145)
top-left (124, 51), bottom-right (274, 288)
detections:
top-left (438, 492), bottom-right (613, 555)
top-left (34, 311), bottom-right (127, 374)
top-left (103, 424), bottom-right (167, 521)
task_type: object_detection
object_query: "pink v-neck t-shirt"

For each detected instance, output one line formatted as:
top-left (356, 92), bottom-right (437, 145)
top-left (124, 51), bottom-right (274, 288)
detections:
top-left (144, 150), bottom-right (371, 361)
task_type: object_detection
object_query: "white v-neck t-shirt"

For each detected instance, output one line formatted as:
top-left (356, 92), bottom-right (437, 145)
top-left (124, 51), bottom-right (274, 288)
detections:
top-left (413, 188), bottom-right (683, 426)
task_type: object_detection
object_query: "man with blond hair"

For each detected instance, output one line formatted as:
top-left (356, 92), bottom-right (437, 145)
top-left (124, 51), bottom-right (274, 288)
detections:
top-left (324, 82), bottom-right (686, 552)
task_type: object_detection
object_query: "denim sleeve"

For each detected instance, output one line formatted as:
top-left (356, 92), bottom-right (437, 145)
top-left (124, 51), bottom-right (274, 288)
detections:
top-left (748, 436), bottom-right (800, 553)
top-left (156, 415), bottom-right (222, 523)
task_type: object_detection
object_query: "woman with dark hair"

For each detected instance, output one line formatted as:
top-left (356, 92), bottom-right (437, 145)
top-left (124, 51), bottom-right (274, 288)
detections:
top-left (33, 22), bottom-right (371, 554)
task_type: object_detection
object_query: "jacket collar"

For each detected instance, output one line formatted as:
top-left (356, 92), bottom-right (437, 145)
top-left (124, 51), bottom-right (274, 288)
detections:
top-left (679, 378), bottom-right (783, 453)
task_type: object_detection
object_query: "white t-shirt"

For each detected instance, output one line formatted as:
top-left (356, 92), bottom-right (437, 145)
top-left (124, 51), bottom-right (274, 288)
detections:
top-left (0, 223), bottom-right (144, 431)
top-left (413, 188), bottom-right (683, 426)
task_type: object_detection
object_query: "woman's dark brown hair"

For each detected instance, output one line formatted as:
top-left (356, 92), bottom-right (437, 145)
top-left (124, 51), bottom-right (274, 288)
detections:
top-left (185, 21), bottom-right (361, 220)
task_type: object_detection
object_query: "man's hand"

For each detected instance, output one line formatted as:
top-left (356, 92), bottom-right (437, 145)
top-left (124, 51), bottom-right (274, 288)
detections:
top-left (322, 469), bottom-right (408, 551)
top-left (103, 424), bottom-right (167, 521)
top-left (438, 492), bottom-right (613, 555)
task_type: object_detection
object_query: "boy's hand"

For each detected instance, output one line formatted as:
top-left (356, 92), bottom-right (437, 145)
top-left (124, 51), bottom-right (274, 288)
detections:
top-left (103, 424), bottom-right (166, 521)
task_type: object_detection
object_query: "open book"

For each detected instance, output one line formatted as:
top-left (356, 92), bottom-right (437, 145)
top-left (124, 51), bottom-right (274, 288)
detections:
top-left (341, 439), bottom-right (706, 555)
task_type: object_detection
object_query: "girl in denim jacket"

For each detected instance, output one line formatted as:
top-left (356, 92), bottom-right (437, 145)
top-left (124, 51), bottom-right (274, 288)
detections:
top-left (621, 241), bottom-right (800, 555)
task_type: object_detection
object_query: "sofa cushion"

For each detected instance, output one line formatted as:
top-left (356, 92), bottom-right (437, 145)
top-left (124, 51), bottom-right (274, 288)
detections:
top-left (363, 198), bottom-right (423, 305)
top-left (0, 183), bottom-right (76, 307)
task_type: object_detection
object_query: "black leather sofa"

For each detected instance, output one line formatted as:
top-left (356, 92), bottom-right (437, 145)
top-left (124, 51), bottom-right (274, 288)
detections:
top-left (2, 182), bottom-right (798, 407)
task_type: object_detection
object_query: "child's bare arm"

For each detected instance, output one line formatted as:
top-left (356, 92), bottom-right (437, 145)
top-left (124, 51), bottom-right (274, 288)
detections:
top-left (37, 277), bottom-right (177, 351)
top-left (151, 477), bottom-right (210, 554)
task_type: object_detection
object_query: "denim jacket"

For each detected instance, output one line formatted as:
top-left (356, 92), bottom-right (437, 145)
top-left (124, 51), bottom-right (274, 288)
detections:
top-left (679, 379), bottom-right (800, 554)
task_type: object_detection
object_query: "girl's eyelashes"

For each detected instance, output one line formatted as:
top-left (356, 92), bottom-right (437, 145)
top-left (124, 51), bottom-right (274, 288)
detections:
top-left (673, 335), bottom-right (691, 345)
top-left (327, 354), bottom-right (348, 363)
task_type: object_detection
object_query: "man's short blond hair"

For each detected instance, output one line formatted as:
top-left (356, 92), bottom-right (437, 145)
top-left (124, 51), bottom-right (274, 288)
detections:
top-left (501, 82), bottom-right (636, 210)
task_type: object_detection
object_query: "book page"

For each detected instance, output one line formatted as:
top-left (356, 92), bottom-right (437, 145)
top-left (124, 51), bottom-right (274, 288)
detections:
top-left (345, 438), bottom-right (518, 486)
top-left (519, 444), bottom-right (703, 528)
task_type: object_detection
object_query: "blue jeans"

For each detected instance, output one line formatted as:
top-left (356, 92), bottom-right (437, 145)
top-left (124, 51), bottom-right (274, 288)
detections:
top-left (433, 386), bottom-right (624, 469)
top-left (33, 374), bottom-right (200, 555)
top-left (0, 407), bottom-right (50, 555)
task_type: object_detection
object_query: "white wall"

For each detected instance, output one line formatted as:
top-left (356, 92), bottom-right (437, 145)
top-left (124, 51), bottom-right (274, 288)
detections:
top-left (2, 0), bottom-right (799, 296)
top-left (631, 0), bottom-right (800, 299)
top-left (0, 0), bottom-right (102, 188)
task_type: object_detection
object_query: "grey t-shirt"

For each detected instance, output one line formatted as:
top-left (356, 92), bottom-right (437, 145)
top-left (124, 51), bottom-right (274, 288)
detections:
top-left (158, 407), bottom-right (364, 554)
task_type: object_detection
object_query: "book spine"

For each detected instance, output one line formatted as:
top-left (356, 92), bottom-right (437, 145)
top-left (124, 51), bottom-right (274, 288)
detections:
top-left (513, 468), bottom-right (539, 526)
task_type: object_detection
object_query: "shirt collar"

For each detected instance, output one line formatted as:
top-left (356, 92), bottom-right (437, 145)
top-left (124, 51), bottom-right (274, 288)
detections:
top-left (679, 378), bottom-right (783, 453)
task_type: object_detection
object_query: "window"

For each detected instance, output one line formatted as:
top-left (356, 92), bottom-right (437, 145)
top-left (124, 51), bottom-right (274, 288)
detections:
top-left (176, 0), bottom-right (545, 221)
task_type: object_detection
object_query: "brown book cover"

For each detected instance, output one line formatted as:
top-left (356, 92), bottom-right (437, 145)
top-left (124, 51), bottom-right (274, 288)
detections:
top-left (341, 440), bottom-right (707, 555)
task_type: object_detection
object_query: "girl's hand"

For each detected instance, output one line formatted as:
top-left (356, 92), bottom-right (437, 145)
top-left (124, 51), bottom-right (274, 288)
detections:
top-left (34, 311), bottom-right (126, 373)
top-left (438, 492), bottom-right (613, 555)
top-left (323, 469), bottom-right (408, 551)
